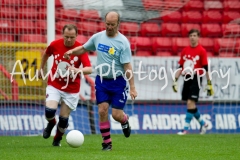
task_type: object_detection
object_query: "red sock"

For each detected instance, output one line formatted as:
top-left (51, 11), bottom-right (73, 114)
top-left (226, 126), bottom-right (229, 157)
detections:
top-left (48, 118), bottom-right (56, 125)
top-left (54, 126), bottom-right (64, 140)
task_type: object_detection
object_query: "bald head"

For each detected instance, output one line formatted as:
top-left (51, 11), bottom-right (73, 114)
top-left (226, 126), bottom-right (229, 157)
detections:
top-left (105, 11), bottom-right (120, 24)
top-left (104, 11), bottom-right (120, 37)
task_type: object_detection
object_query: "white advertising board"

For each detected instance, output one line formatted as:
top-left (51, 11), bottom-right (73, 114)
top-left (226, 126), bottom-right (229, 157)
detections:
top-left (80, 56), bottom-right (240, 101)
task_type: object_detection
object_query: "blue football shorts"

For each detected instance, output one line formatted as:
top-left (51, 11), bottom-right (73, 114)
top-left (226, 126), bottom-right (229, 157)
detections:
top-left (95, 75), bottom-right (129, 109)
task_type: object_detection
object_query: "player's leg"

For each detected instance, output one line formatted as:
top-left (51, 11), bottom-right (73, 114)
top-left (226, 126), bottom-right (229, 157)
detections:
top-left (178, 78), bottom-right (194, 135)
top-left (193, 108), bottom-right (208, 134)
top-left (52, 91), bottom-right (79, 146)
top-left (191, 76), bottom-right (208, 134)
top-left (43, 86), bottom-right (61, 139)
top-left (98, 102), bottom-right (112, 151)
top-left (95, 76), bottom-right (112, 151)
top-left (111, 76), bottom-right (130, 138)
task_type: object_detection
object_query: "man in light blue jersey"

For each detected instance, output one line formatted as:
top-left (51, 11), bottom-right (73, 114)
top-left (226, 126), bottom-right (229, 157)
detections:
top-left (64, 11), bottom-right (137, 151)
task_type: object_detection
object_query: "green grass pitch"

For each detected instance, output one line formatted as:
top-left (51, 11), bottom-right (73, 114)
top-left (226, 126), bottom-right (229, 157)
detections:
top-left (1, 134), bottom-right (240, 160)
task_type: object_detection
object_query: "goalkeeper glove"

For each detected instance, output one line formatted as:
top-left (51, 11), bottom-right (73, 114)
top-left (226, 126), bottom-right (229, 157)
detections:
top-left (205, 80), bottom-right (214, 96)
top-left (172, 78), bottom-right (178, 93)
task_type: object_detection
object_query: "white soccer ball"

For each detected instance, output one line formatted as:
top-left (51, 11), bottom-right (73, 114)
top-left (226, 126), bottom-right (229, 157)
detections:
top-left (66, 130), bottom-right (84, 148)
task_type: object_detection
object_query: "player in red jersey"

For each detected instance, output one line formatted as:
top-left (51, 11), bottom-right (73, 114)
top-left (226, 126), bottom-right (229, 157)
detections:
top-left (172, 29), bottom-right (214, 135)
top-left (39, 24), bottom-right (92, 146)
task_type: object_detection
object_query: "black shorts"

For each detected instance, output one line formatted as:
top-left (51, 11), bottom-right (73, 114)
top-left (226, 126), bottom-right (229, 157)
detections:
top-left (182, 74), bottom-right (202, 102)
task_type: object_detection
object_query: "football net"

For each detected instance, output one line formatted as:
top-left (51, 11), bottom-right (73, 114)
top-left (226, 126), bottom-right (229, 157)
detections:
top-left (0, 0), bottom-right (240, 136)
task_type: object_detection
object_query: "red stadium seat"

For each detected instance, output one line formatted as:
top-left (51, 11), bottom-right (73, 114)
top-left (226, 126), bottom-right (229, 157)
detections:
top-left (172, 38), bottom-right (190, 55)
top-left (182, 11), bottom-right (203, 23)
top-left (0, 34), bottom-right (14, 42)
top-left (35, 20), bottom-right (47, 34)
top-left (199, 38), bottom-right (215, 52)
top-left (181, 23), bottom-right (201, 37)
top-left (214, 38), bottom-right (236, 55)
top-left (20, 34), bottom-right (46, 43)
top-left (201, 24), bottom-right (222, 37)
top-left (56, 9), bottom-right (80, 21)
top-left (223, 11), bottom-right (240, 23)
top-left (76, 35), bottom-right (88, 45)
top-left (0, 7), bottom-right (17, 19)
top-left (79, 10), bottom-right (101, 22)
top-left (98, 22), bottom-right (106, 32)
top-left (119, 22), bottom-right (140, 36)
top-left (161, 23), bottom-right (181, 37)
top-left (204, 1), bottom-right (223, 11)
top-left (140, 23), bottom-right (161, 36)
top-left (55, 21), bottom-right (76, 34)
top-left (162, 0), bottom-right (184, 10)
top-left (235, 39), bottom-right (240, 55)
top-left (161, 11), bottom-right (182, 23)
top-left (14, 20), bottom-right (36, 34)
top-left (152, 37), bottom-right (172, 53)
top-left (156, 51), bottom-right (173, 57)
top-left (55, 0), bottom-right (63, 8)
top-left (222, 24), bottom-right (240, 37)
top-left (55, 34), bottom-right (62, 40)
top-left (77, 21), bottom-right (99, 36)
top-left (142, 0), bottom-right (164, 11)
top-left (219, 52), bottom-right (235, 57)
top-left (18, 7), bottom-right (38, 19)
top-left (207, 52), bottom-right (214, 57)
top-left (38, 7), bottom-right (46, 20)
top-left (203, 11), bottom-right (223, 23)
top-left (2, 0), bottom-right (23, 6)
top-left (223, 1), bottom-right (240, 11)
top-left (130, 37), bottom-right (152, 52)
top-left (135, 51), bottom-right (152, 56)
top-left (0, 20), bottom-right (14, 33)
top-left (23, 0), bottom-right (44, 7)
top-left (183, 0), bottom-right (204, 11)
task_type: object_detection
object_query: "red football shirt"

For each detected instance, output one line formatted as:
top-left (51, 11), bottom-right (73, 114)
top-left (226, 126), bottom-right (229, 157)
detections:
top-left (178, 44), bottom-right (208, 75)
top-left (45, 39), bottom-right (91, 93)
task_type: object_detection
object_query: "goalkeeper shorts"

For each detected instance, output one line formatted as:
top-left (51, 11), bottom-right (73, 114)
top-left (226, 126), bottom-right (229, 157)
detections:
top-left (182, 74), bottom-right (202, 102)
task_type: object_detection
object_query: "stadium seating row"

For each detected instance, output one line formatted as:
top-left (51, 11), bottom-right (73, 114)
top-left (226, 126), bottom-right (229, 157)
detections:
top-left (129, 37), bottom-right (240, 56)
top-left (0, 7), bottom-right (101, 21)
top-left (1, 20), bottom-right (239, 38)
top-left (1, 5), bottom-right (239, 24)
top-left (0, 0), bottom-right (62, 8)
top-left (161, 10), bottom-right (240, 24)
top-left (143, 0), bottom-right (240, 12)
top-left (0, 33), bottom-right (238, 57)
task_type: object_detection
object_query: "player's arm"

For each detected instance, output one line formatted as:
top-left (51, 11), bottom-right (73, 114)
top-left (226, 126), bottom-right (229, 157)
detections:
top-left (68, 53), bottom-right (92, 75)
top-left (40, 52), bottom-right (49, 70)
top-left (68, 66), bottom-right (92, 75)
top-left (172, 50), bottom-right (184, 92)
top-left (64, 46), bottom-right (88, 60)
top-left (203, 65), bottom-right (214, 96)
top-left (202, 50), bottom-right (214, 96)
top-left (124, 63), bottom-right (137, 100)
top-left (172, 65), bottom-right (182, 93)
top-left (64, 35), bottom-right (97, 60)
